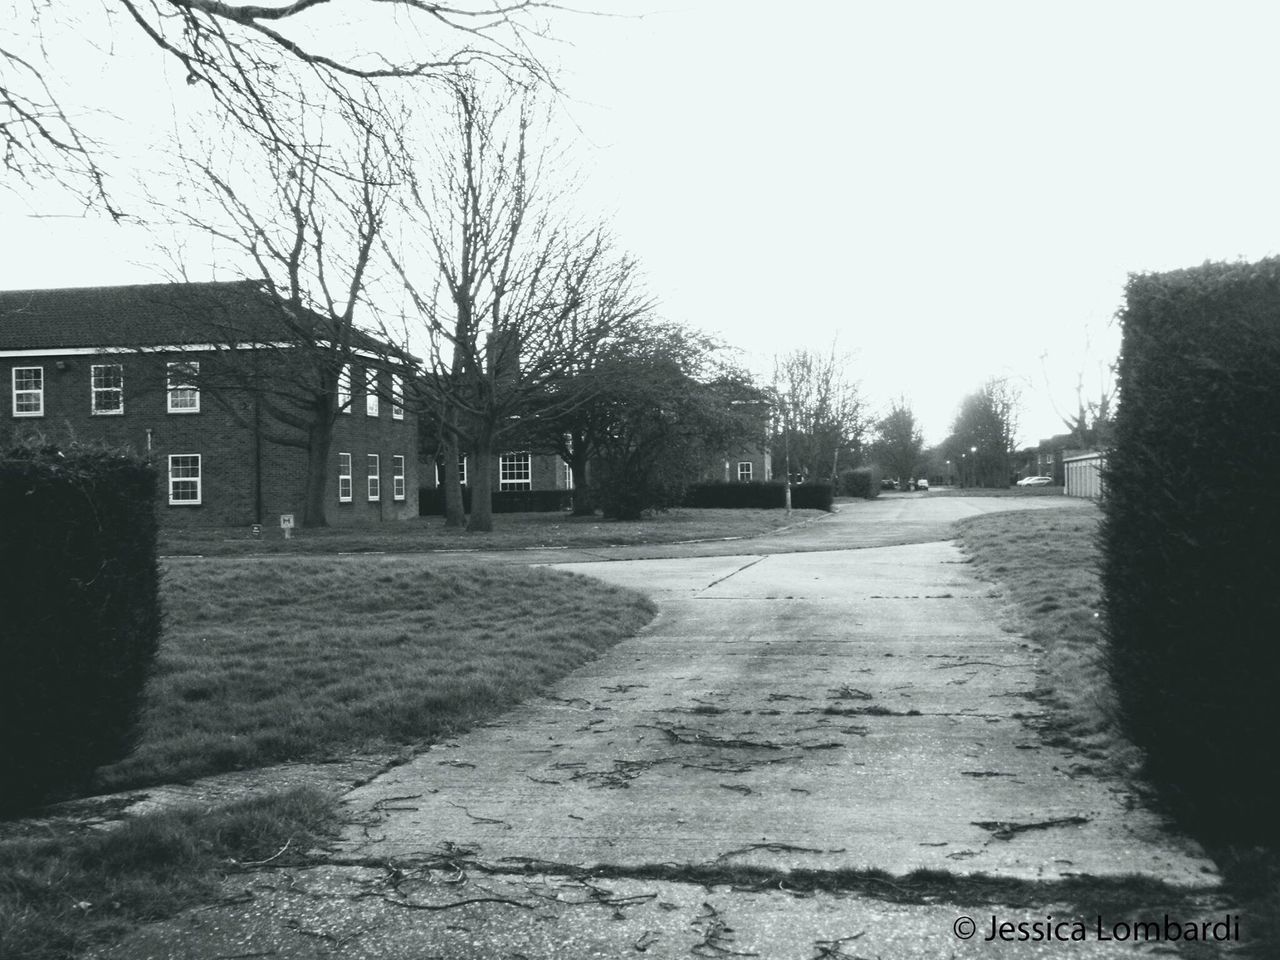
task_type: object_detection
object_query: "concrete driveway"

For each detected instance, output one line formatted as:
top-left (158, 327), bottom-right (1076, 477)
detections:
top-left (101, 496), bottom-right (1236, 959)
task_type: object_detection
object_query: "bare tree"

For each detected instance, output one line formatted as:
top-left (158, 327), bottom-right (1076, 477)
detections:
top-left (5, 1), bottom-right (567, 214)
top-left (521, 249), bottom-right (656, 514)
top-left (390, 77), bottom-right (617, 532)
top-left (153, 98), bottom-right (403, 526)
top-left (771, 343), bottom-right (864, 485)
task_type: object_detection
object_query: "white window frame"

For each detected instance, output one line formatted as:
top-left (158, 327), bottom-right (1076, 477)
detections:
top-left (738, 461), bottom-right (754, 482)
top-left (365, 368), bottom-right (379, 417)
top-left (168, 454), bottom-right (202, 505)
top-left (338, 452), bottom-right (352, 503)
top-left (11, 366), bottom-right (43, 417)
top-left (392, 454), bottom-right (406, 501)
top-left (367, 453), bottom-right (380, 501)
top-left (166, 361), bottom-right (200, 414)
top-left (391, 373), bottom-right (404, 420)
top-left (338, 363), bottom-right (352, 414)
top-left (562, 458), bottom-right (574, 490)
top-left (499, 452), bottom-right (532, 491)
top-left (91, 363), bottom-right (124, 415)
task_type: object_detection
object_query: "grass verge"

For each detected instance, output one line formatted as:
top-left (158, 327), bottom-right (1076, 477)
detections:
top-left (0, 787), bottom-right (335, 960)
top-left (94, 557), bottom-right (654, 792)
top-left (159, 508), bottom-right (824, 557)
top-left (955, 505), bottom-right (1274, 957)
top-left (952, 504), bottom-right (1137, 776)
top-left (929, 485), bottom-right (1065, 497)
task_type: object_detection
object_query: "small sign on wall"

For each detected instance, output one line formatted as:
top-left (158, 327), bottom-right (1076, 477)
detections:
top-left (280, 514), bottom-right (295, 539)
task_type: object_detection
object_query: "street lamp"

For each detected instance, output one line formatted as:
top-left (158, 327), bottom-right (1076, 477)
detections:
top-left (945, 459), bottom-right (951, 486)
top-left (970, 446), bottom-right (977, 488)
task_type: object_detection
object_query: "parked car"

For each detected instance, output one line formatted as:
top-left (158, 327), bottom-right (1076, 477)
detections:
top-left (881, 478), bottom-right (897, 490)
top-left (916, 478), bottom-right (929, 491)
top-left (1016, 475), bottom-right (1053, 487)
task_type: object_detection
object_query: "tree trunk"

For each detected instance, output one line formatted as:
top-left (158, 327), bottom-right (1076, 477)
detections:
top-left (468, 432), bottom-right (494, 532)
top-left (569, 434), bottom-right (593, 515)
top-left (301, 416), bottom-right (333, 528)
top-left (441, 429), bottom-right (466, 528)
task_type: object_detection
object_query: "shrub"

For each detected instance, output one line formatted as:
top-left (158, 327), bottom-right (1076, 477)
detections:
top-left (790, 482), bottom-right (834, 511)
top-left (1101, 257), bottom-right (1280, 842)
top-left (683, 481), bottom-right (834, 511)
top-left (0, 439), bottom-right (161, 813)
top-left (838, 466), bottom-right (881, 499)
top-left (684, 481), bottom-right (780, 509)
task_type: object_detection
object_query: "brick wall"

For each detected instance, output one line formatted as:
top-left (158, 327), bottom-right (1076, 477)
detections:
top-left (4, 352), bottom-right (417, 527)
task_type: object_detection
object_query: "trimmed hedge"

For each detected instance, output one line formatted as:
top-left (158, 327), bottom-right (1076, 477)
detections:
top-left (418, 487), bottom-right (570, 516)
top-left (683, 481), bottom-right (834, 511)
top-left (1102, 257), bottom-right (1280, 842)
top-left (0, 441), bottom-right (161, 813)
top-left (838, 466), bottom-right (881, 499)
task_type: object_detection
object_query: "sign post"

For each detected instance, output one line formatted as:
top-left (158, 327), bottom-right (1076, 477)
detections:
top-left (280, 514), bottom-right (295, 540)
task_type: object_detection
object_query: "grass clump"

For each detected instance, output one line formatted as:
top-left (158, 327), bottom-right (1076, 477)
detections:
top-left (0, 787), bottom-right (335, 960)
top-left (95, 557), bottom-right (655, 792)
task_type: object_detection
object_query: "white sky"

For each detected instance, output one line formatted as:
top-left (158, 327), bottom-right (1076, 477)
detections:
top-left (5, 1), bottom-right (1280, 445)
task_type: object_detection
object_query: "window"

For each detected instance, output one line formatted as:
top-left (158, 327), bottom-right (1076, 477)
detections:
top-left (738, 461), bottom-right (754, 482)
top-left (391, 373), bottom-right (404, 420)
top-left (367, 454), bottom-right (380, 501)
top-left (338, 452), bottom-right (352, 503)
top-left (562, 458), bottom-right (574, 490)
top-left (12, 366), bottom-right (43, 417)
top-left (168, 454), bottom-right (202, 505)
top-left (338, 364), bottom-right (352, 414)
top-left (434, 456), bottom-right (467, 487)
top-left (499, 452), bottom-right (531, 491)
top-left (166, 361), bottom-right (199, 413)
top-left (91, 364), bottom-right (123, 415)
top-left (392, 455), bottom-right (406, 501)
top-left (365, 369), bottom-right (379, 417)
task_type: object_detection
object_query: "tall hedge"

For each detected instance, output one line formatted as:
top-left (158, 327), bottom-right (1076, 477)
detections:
top-left (1102, 258), bottom-right (1280, 842)
top-left (0, 441), bottom-right (161, 813)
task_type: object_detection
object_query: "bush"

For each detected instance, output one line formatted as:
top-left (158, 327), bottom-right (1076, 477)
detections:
top-left (418, 487), bottom-right (570, 516)
top-left (683, 481), bottom-right (834, 511)
top-left (684, 481), bottom-right (781, 509)
top-left (590, 458), bottom-right (690, 521)
top-left (790, 482), bottom-right (834, 511)
top-left (1101, 257), bottom-right (1280, 843)
top-left (0, 440), bottom-right (161, 813)
top-left (838, 466), bottom-right (881, 499)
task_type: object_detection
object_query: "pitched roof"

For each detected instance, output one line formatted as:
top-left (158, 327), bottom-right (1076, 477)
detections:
top-left (0, 280), bottom-right (410, 360)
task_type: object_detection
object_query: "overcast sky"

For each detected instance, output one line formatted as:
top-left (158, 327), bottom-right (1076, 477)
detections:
top-left (5, 1), bottom-right (1280, 445)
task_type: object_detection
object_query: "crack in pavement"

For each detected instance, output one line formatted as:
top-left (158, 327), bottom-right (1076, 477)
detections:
top-left (700, 554), bottom-right (770, 593)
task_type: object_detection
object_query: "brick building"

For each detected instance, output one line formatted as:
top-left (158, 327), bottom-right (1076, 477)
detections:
top-left (1, 281), bottom-right (418, 527)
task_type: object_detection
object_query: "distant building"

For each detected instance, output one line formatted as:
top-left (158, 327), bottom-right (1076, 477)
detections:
top-left (1, 281), bottom-right (418, 526)
top-left (1064, 452), bottom-right (1105, 499)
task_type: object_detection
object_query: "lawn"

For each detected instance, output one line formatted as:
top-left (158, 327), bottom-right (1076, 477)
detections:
top-left (3, 552), bottom-right (656, 959)
top-left (94, 556), bottom-right (655, 792)
top-left (159, 507), bottom-right (825, 557)
top-left (928, 484), bottom-right (1065, 498)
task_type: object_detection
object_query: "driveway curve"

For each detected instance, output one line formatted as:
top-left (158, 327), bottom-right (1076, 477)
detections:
top-left (103, 496), bottom-right (1235, 960)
